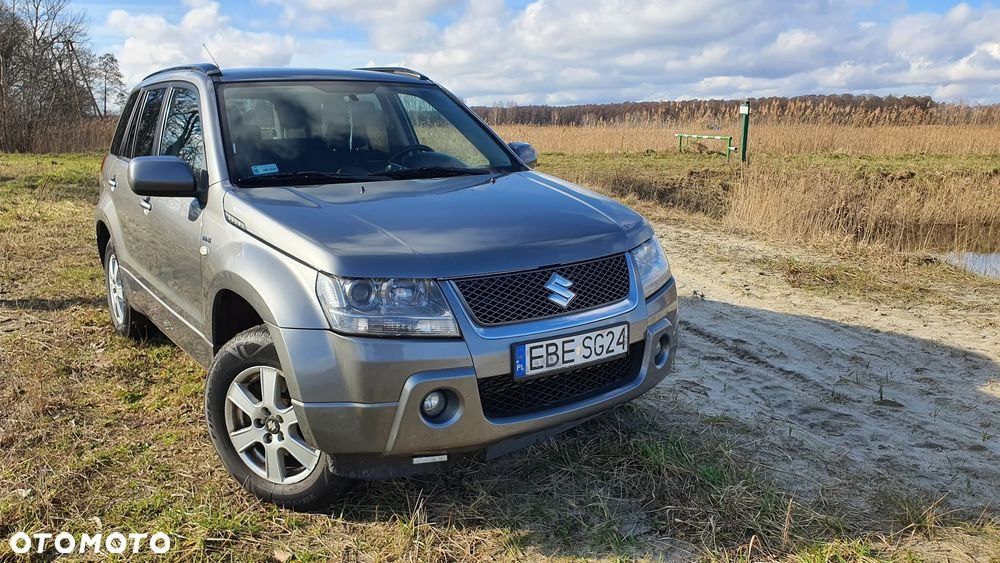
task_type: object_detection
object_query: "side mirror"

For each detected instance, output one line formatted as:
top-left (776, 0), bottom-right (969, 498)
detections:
top-left (128, 156), bottom-right (197, 197)
top-left (508, 141), bottom-right (538, 168)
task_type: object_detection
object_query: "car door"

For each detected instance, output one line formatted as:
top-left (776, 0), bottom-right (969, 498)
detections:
top-left (111, 86), bottom-right (166, 295)
top-left (101, 89), bottom-right (140, 263)
top-left (141, 83), bottom-right (209, 337)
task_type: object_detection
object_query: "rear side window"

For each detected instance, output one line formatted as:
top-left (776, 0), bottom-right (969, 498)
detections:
top-left (159, 87), bottom-right (206, 175)
top-left (110, 91), bottom-right (139, 157)
top-left (131, 88), bottom-right (166, 157)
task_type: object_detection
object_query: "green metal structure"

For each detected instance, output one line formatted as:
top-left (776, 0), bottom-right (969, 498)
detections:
top-left (739, 100), bottom-right (750, 163)
top-left (674, 134), bottom-right (736, 161)
top-left (674, 100), bottom-right (751, 163)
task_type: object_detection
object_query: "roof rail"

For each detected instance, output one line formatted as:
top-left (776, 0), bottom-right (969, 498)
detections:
top-left (357, 67), bottom-right (429, 81)
top-left (142, 63), bottom-right (222, 81)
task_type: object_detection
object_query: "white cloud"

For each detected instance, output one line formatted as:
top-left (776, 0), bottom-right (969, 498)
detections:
top-left (104, 0), bottom-right (1000, 103)
top-left (106, 2), bottom-right (296, 86)
top-left (266, 0), bottom-right (461, 50)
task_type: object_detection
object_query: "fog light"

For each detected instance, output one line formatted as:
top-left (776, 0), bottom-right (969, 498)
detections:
top-left (421, 391), bottom-right (447, 419)
top-left (655, 333), bottom-right (671, 367)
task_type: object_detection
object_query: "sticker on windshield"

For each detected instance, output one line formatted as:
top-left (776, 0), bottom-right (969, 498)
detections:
top-left (251, 163), bottom-right (279, 175)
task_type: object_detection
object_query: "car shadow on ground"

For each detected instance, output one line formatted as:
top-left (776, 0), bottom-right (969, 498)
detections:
top-left (299, 296), bottom-right (999, 558)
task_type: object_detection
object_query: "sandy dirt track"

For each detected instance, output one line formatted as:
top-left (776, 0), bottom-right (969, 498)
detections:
top-left (640, 220), bottom-right (1000, 518)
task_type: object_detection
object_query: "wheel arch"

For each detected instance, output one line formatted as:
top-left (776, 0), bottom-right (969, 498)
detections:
top-left (207, 270), bottom-right (326, 353)
top-left (96, 220), bottom-right (112, 265)
top-left (205, 275), bottom-right (319, 403)
top-left (211, 288), bottom-right (268, 354)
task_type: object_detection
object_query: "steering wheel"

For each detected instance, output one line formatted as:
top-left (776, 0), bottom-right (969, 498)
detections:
top-left (386, 144), bottom-right (435, 167)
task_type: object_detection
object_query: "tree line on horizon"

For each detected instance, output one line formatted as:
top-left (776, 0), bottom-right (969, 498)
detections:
top-left (473, 94), bottom-right (1000, 127)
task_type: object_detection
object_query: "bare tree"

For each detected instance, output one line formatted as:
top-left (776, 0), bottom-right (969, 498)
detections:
top-left (96, 52), bottom-right (124, 116)
top-left (0, 0), bottom-right (101, 151)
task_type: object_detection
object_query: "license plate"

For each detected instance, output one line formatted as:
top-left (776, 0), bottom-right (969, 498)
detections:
top-left (512, 323), bottom-right (629, 380)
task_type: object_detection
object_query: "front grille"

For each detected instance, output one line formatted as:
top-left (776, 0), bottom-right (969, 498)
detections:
top-left (453, 254), bottom-right (630, 326)
top-left (478, 344), bottom-right (643, 419)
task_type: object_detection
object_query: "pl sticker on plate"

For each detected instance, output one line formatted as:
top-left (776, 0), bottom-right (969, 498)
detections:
top-left (251, 163), bottom-right (279, 175)
top-left (512, 323), bottom-right (629, 379)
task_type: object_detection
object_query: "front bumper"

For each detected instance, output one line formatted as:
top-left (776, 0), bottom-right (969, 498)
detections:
top-left (270, 270), bottom-right (678, 476)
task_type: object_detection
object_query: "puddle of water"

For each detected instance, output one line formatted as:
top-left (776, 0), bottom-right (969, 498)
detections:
top-left (946, 252), bottom-right (1000, 279)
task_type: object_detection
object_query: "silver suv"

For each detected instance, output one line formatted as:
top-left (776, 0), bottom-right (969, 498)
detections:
top-left (97, 64), bottom-right (678, 508)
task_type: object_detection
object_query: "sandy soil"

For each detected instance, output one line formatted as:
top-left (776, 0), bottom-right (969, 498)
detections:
top-left (640, 219), bottom-right (1000, 520)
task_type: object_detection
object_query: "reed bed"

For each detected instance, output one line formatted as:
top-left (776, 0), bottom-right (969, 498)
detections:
top-left (522, 122), bottom-right (1000, 253)
top-left (479, 96), bottom-right (1000, 127)
top-left (6, 116), bottom-right (998, 254)
top-left (1, 117), bottom-right (116, 153)
top-left (726, 163), bottom-right (1000, 253)
top-left (494, 124), bottom-right (1000, 156)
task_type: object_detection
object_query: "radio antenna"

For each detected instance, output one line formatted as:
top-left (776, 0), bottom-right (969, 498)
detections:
top-left (202, 43), bottom-right (221, 67)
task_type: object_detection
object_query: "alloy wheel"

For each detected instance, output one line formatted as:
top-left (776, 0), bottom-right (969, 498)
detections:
top-left (107, 253), bottom-right (126, 327)
top-left (223, 366), bottom-right (320, 485)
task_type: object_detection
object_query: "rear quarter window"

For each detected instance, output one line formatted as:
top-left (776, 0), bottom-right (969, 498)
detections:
top-left (110, 91), bottom-right (140, 157)
top-left (131, 88), bottom-right (166, 157)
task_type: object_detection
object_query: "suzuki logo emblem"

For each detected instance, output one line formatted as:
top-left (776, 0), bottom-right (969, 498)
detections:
top-left (545, 273), bottom-right (576, 308)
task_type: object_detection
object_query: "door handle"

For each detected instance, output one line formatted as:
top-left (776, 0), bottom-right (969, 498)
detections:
top-left (139, 197), bottom-right (152, 211)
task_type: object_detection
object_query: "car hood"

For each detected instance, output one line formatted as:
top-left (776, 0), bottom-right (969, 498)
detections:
top-left (222, 170), bottom-right (653, 279)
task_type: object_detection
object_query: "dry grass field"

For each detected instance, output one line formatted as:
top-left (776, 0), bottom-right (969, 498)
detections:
top-left (2, 122), bottom-right (999, 561)
top-left (0, 159), bottom-right (904, 561)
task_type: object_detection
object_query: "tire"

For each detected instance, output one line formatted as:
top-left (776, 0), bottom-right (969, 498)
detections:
top-left (205, 325), bottom-right (349, 509)
top-left (103, 241), bottom-right (152, 339)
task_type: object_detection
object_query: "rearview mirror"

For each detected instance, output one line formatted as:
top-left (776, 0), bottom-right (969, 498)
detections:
top-left (128, 156), bottom-right (197, 197)
top-left (508, 142), bottom-right (538, 168)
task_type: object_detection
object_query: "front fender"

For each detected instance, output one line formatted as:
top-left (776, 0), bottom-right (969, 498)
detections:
top-left (204, 235), bottom-right (329, 333)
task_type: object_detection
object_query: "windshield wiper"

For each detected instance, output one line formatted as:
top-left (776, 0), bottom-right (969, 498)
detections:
top-left (235, 171), bottom-right (389, 185)
top-left (374, 167), bottom-right (492, 180)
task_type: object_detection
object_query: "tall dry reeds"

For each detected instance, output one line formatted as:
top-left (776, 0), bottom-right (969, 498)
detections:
top-left (514, 122), bottom-right (1000, 253)
top-left (479, 96), bottom-right (1000, 127)
top-left (494, 124), bottom-right (1000, 156)
top-left (10, 118), bottom-right (117, 153)
top-left (726, 164), bottom-right (1000, 252)
top-left (4, 105), bottom-right (997, 255)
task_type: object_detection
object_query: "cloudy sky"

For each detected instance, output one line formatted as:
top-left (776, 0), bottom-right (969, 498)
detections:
top-left (81, 0), bottom-right (1000, 105)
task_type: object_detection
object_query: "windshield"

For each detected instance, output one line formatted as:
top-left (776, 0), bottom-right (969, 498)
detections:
top-left (217, 80), bottom-right (520, 185)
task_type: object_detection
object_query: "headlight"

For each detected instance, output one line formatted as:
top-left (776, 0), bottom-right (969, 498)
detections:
top-left (631, 237), bottom-right (672, 298)
top-left (315, 274), bottom-right (459, 337)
